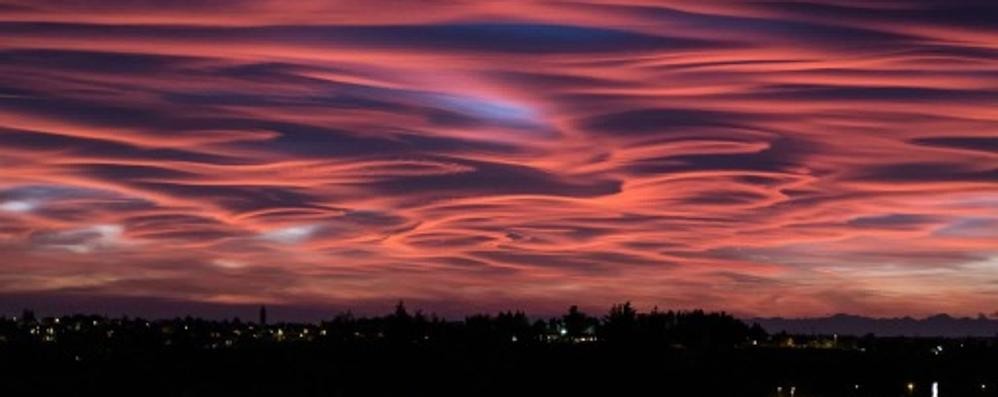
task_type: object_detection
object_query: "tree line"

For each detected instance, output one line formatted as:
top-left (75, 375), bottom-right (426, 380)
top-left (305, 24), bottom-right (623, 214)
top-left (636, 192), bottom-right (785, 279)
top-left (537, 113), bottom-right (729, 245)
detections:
top-left (317, 301), bottom-right (767, 349)
top-left (2, 302), bottom-right (766, 349)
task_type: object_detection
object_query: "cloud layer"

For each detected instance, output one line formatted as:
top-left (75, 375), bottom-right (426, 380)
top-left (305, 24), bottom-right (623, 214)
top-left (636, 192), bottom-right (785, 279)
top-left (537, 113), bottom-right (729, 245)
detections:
top-left (0, 0), bottom-right (996, 317)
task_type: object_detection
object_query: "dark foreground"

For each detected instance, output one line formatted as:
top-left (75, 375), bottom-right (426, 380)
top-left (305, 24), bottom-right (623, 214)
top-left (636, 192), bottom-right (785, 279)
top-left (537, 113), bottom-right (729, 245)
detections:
top-left (4, 343), bottom-right (998, 396)
top-left (1, 307), bottom-right (996, 396)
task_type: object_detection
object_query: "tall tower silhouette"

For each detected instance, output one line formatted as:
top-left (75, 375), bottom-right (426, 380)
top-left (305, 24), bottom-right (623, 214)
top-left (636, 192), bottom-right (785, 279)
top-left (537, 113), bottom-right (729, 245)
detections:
top-left (259, 305), bottom-right (267, 326)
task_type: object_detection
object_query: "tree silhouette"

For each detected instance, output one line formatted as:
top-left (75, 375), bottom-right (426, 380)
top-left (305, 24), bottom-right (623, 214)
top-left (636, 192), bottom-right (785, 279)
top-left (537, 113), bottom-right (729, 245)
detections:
top-left (602, 302), bottom-right (638, 343)
top-left (562, 305), bottom-right (597, 339)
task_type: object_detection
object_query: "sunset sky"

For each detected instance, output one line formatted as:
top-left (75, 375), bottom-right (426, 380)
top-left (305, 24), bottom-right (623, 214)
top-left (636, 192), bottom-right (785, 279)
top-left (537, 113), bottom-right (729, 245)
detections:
top-left (0, 1), bottom-right (996, 319)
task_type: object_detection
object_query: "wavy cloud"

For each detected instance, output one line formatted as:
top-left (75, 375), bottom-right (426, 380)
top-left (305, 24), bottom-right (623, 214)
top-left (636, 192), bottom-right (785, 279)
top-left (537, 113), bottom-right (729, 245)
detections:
top-left (0, 0), bottom-right (996, 317)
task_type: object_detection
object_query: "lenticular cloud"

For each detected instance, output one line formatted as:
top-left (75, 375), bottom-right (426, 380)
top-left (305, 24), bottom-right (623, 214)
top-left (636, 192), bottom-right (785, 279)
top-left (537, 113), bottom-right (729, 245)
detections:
top-left (0, 1), bottom-right (995, 317)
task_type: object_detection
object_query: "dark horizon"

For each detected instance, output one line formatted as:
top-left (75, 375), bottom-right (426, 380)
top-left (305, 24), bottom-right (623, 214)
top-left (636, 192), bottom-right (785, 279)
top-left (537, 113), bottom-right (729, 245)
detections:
top-left (4, 296), bottom-right (998, 337)
top-left (3, 301), bottom-right (997, 397)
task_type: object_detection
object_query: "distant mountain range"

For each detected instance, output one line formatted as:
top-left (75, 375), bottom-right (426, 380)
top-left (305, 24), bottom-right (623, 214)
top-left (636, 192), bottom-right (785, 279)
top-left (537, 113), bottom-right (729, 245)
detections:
top-left (752, 313), bottom-right (998, 337)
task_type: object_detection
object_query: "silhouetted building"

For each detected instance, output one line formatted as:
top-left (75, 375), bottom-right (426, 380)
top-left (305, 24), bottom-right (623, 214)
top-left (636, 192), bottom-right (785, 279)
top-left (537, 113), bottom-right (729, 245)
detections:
top-left (259, 305), bottom-right (267, 326)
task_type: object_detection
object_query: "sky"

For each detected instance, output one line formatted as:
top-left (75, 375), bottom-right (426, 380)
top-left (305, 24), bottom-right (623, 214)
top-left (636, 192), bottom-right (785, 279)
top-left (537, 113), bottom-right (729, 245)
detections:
top-left (0, 0), bottom-right (996, 320)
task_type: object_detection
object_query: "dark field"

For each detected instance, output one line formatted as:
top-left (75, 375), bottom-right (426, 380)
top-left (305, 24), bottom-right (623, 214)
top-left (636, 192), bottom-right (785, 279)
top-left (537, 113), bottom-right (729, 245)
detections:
top-left (3, 341), bottom-right (997, 396)
top-left (1, 307), bottom-right (995, 396)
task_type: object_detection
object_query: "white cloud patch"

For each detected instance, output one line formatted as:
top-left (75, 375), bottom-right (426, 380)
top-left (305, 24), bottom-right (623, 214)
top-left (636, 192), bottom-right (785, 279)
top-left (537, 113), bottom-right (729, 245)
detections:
top-left (260, 224), bottom-right (319, 244)
top-left (212, 259), bottom-right (247, 269)
top-left (32, 224), bottom-right (124, 253)
top-left (0, 200), bottom-right (35, 213)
